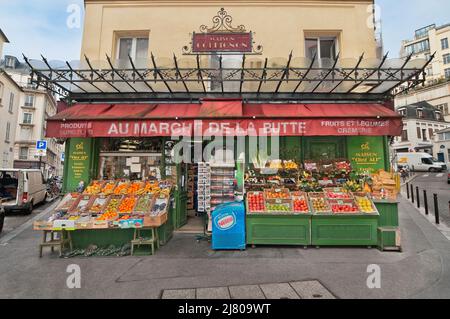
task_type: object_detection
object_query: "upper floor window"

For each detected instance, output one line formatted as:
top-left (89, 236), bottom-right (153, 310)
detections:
top-left (5, 122), bottom-right (10, 142)
top-left (416, 109), bottom-right (423, 118)
top-left (8, 93), bottom-right (14, 113)
top-left (443, 54), bottom-right (450, 65)
top-left (445, 68), bottom-right (450, 80)
top-left (116, 37), bottom-right (149, 61)
top-left (398, 109), bottom-right (406, 117)
top-left (24, 94), bottom-right (34, 107)
top-left (23, 112), bottom-right (33, 124)
top-left (436, 103), bottom-right (449, 115)
top-left (405, 39), bottom-right (430, 55)
top-left (19, 147), bottom-right (28, 160)
top-left (305, 37), bottom-right (337, 60)
top-left (442, 38), bottom-right (449, 50)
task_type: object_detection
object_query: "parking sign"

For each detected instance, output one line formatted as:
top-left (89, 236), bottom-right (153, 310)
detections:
top-left (36, 140), bottom-right (47, 157)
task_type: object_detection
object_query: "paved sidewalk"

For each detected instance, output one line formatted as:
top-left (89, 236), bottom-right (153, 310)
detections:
top-left (0, 195), bottom-right (449, 298)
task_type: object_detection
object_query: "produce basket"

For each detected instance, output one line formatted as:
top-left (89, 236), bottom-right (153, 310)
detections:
top-left (113, 180), bottom-right (130, 195)
top-left (264, 188), bottom-right (291, 200)
top-left (265, 198), bottom-right (292, 213)
top-left (246, 191), bottom-right (266, 213)
top-left (323, 187), bottom-right (353, 199)
top-left (55, 193), bottom-right (80, 212)
top-left (328, 198), bottom-right (360, 214)
top-left (353, 195), bottom-right (379, 214)
top-left (100, 180), bottom-right (117, 195)
top-left (133, 194), bottom-right (154, 214)
top-left (87, 195), bottom-right (109, 214)
top-left (118, 195), bottom-right (138, 214)
top-left (291, 192), bottom-right (310, 213)
top-left (83, 180), bottom-right (105, 195)
top-left (308, 193), bottom-right (332, 214)
top-left (68, 195), bottom-right (94, 214)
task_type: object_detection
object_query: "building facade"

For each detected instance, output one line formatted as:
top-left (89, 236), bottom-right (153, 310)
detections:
top-left (392, 101), bottom-right (449, 154)
top-left (0, 30), bottom-right (21, 168)
top-left (81, 0), bottom-right (379, 61)
top-left (2, 55), bottom-right (63, 178)
top-left (400, 23), bottom-right (450, 83)
top-left (433, 127), bottom-right (450, 165)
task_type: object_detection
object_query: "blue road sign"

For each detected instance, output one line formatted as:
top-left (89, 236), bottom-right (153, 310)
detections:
top-left (36, 140), bottom-right (47, 150)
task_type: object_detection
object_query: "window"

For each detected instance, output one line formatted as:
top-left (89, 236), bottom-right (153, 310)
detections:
top-left (429, 128), bottom-right (434, 139)
top-left (23, 112), bottom-right (32, 124)
top-left (116, 37), bottom-right (149, 61)
top-left (416, 109), bottom-right (423, 118)
top-left (5, 122), bottom-right (10, 142)
top-left (405, 39), bottom-right (430, 55)
top-left (438, 133), bottom-right (444, 141)
top-left (442, 38), bottom-right (449, 50)
top-left (426, 66), bottom-right (433, 76)
top-left (421, 157), bottom-right (433, 165)
top-left (401, 130), bottom-right (408, 141)
top-left (19, 147), bottom-right (28, 160)
top-left (422, 128), bottom-right (427, 141)
top-left (445, 68), bottom-right (450, 80)
top-left (24, 94), bottom-right (34, 107)
top-left (437, 103), bottom-right (449, 116)
top-left (305, 37), bottom-right (337, 60)
top-left (8, 93), bottom-right (14, 113)
top-left (398, 109), bottom-right (406, 117)
top-left (443, 54), bottom-right (450, 65)
top-left (417, 127), bottom-right (422, 139)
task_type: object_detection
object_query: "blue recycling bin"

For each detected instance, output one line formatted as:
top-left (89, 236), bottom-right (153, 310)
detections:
top-left (211, 201), bottom-right (246, 250)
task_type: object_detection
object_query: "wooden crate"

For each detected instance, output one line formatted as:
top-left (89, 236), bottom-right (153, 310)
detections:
top-left (144, 211), bottom-right (168, 227)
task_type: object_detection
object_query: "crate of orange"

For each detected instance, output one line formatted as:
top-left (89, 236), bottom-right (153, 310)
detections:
top-left (127, 181), bottom-right (144, 195)
top-left (264, 188), bottom-right (291, 200)
top-left (100, 181), bottom-right (117, 195)
top-left (113, 181), bottom-right (130, 195)
top-left (83, 180), bottom-right (105, 195)
top-left (118, 196), bottom-right (137, 214)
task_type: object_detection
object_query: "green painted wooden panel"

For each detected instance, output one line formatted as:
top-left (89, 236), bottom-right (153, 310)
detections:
top-left (304, 137), bottom-right (346, 161)
top-left (374, 200), bottom-right (399, 227)
top-left (311, 215), bottom-right (378, 246)
top-left (377, 227), bottom-right (399, 249)
top-left (70, 229), bottom-right (135, 249)
top-left (63, 138), bottom-right (95, 192)
top-left (246, 214), bottom-right (311, 245)
top-left (158, 197), bottom-right (175, 245)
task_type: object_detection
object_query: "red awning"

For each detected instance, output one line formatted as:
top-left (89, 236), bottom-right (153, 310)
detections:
top-left (47, 101), bottom-right (403, 137)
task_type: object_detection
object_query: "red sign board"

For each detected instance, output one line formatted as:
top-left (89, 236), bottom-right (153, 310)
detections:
top-left (47, 118), bottom-right (402, 138)
top-left (192, 32), bottom-right (252, 53)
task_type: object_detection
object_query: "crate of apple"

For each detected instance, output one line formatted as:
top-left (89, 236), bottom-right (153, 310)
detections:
top-left (324, 188), bottom-right (352, 199)
top-left (329, 199), bottom-right (360, 214)
top-left (247, 192), bottom-right (265, 212)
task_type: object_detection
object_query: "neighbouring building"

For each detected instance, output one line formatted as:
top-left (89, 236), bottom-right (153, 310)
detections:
top-left (400, 23), bottom-right (450, 83)
top-left (395, 23), bottom-right (450, 122)
top-left (0, 29), bottom-right (21, 168)
top-left (433, 127), bottom-right (450, 165)
top-left (1, 55), bottom-right (63, 178)
top-left (392, 101), bottom-right (449, 154)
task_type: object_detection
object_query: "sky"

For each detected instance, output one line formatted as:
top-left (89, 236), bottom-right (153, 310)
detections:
top-left (0, 0), bottom-right (449, 62)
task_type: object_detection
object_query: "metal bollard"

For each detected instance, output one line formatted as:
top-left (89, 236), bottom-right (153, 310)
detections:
top-left (423, 190), bottom-right (429, 215)
top-left (433, 194), bottom-right (440, 225)
top-left (411, 184), bottom-right (414, 203)
top-left (416, 187), bottom-right (420, 208)
top-left (406, 182), bottom-right (410, 199)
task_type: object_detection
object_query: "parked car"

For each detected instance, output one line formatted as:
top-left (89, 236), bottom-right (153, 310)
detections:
top-left (0, 169), bottom-right (48, 214)
top-left (448, 172), bottom-right (450, 184)
top-left (0, 200), bottom-right (5, 233)
top-left (397, 152), bottom-right (447, 172)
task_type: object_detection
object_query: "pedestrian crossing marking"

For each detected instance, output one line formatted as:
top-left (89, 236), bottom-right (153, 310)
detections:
top-left (423, 174), bottom-right (429, 177)
top-left (436, 173), bottom-right (443, 177)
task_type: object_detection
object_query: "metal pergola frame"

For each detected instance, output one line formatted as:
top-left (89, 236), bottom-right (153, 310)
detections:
top-left (23, 52), bottom-right (434, 104)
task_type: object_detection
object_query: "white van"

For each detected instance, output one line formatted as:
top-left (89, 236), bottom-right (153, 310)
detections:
top-left (0, 169), bottom-right (48, 214)
top-left (397, 152), bottom-right (447, 172)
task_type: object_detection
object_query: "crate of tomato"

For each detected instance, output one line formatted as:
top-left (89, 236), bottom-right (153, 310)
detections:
top-left (246, 191), bottom-right (265, 213)
top-left (291, 191), bottom-right (310, 213)
top-left (329, 198), bottom-right (360, 214)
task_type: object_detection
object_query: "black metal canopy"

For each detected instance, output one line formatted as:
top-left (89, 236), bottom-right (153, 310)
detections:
top-left (23, 52), bottom-right (433, 104)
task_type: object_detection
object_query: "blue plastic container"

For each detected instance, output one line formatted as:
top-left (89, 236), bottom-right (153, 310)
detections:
top-left (211, 201), bottom-right (246, 250)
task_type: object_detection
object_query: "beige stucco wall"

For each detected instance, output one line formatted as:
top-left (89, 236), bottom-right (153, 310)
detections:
top-left (80, 0), bottom-right (377, 61)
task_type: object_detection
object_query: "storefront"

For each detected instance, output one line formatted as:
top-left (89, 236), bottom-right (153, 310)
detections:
top-left (26, 6), bottom-right (432, 255)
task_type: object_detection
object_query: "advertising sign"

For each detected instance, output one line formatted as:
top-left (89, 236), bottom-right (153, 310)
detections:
top-left (192, 32), bottom-right (252, 53)
top-left (66, 138), bottom-right (91, 191)
top-left (347, 136), bottom-right (386, 173)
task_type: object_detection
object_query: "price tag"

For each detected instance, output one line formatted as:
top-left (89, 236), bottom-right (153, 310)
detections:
top-left (275, 199), bottom-right (282, 204)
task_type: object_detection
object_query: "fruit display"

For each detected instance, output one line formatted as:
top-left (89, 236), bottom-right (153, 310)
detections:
top-left (324, 188), bottom-right (352, 199)
top-left (104, 198), bottom-right (121, 214)
top-left (118, 196), bottom-right (137, 213)
top-left (309, 195), bottom-right (331, 213)
top-left (134, 195), bottom-right (153, 212)
top-left (127, 181), bottom-right (144, 195)
top-left (266, 203), bottom-right (291, 212)
top-left (247, 192), bottom-right (265, 212)
top-left (113, 182), bottom-right (130, 195)
top-left (57, 193), bottom-right (80, 212)
top-left (118, 214), bottom-right (132, 221)
top-left (84, 181), bottom-right (104, 195)
top-left (69, 195), bottom-right (92, 214)
top-left (284, 160), bottom-right (299, 170)
top-left (329, 199), bottom-right (359, 214)
top-left (355, 196), bottom-right (377, 213)
top-left (265, 189), bottom-right (291, 199)
top-left (101, 181), bottom-right (116, 195)
top-left (96, 211), bottom-right (118, 221)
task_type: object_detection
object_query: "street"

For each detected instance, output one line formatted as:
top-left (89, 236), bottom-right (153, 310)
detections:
top-left (403, 173), bottom-right (450, 226)
top-left (0, 200), bottom-right (56, 240)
